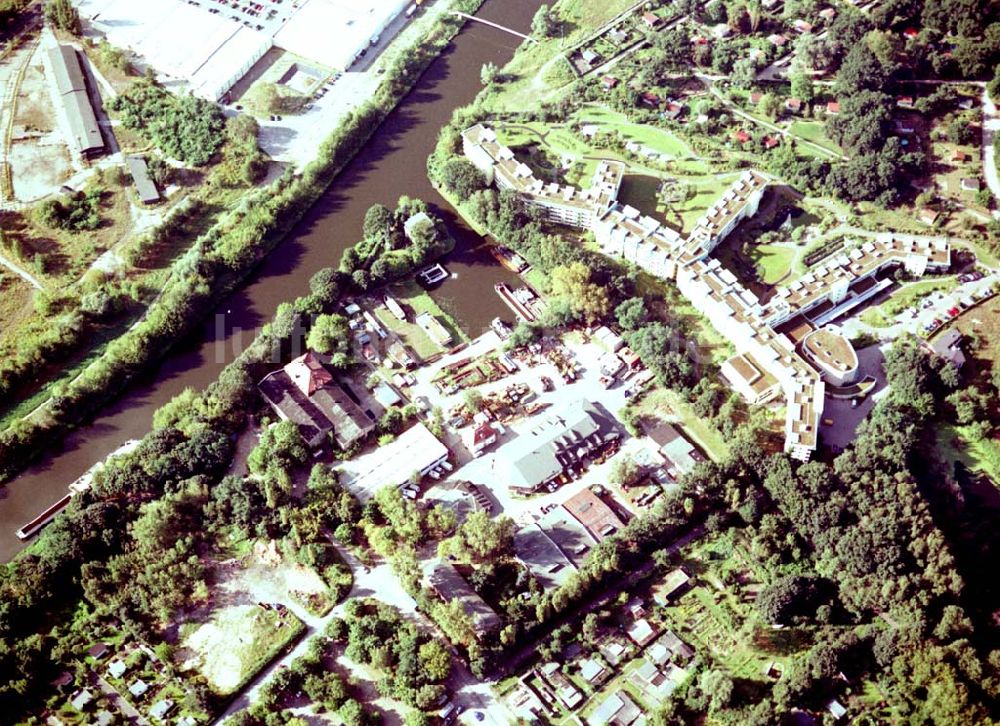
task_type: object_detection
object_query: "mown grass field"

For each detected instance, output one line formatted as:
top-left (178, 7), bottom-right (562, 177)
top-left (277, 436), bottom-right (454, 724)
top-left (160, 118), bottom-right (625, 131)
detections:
top-left (789, 120), bottom-right (843, 155)
top-left (574, 106), bottom-right (694, 158)
top-left (748, 243), bottom-right (797, 285)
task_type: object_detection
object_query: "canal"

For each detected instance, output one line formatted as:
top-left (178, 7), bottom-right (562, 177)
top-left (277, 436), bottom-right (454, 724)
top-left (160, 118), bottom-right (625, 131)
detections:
top-left (0, 0), bottom-right (541, 561)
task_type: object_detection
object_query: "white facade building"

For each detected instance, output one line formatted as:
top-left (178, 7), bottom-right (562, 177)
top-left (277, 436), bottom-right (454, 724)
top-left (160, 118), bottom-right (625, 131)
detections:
top-left (462, 125), bottom-right (952, 460)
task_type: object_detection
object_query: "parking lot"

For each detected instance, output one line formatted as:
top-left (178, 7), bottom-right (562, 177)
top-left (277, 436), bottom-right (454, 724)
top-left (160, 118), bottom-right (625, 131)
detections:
top-left (842, 271), bottom-right (998, 341)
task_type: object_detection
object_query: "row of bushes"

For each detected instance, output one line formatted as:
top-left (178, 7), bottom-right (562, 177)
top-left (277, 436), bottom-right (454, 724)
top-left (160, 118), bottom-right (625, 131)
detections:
top-left (0, 3), bottom-right (482, 484)
top-left (0, 4), bottom-right (487, 717)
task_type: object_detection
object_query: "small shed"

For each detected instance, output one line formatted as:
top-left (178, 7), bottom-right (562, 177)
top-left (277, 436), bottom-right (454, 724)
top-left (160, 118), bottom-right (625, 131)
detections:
top-left (126, 156), bottom-right (160, 204)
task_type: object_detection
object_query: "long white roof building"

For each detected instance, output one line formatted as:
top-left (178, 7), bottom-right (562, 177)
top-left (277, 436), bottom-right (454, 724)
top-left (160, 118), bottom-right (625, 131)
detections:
top-left (464, 125), bottom-right (952, 460)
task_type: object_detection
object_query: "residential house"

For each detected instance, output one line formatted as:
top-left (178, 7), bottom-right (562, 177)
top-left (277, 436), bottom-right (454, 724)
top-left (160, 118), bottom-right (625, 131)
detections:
top-left (641, 12), bottom-right (661, 29)
top-left (107, 659), bottom-right (127, 679)
top-left (644, 422), bottom-right (705, 478)
top-left (599, 639), bottom-right (632, 666)
top-left (539, 662), bottom-right (583, 709)
top-left (581, 49), bottom-right (600, 67)
top-left (750, 91), bottom-right (763, 105)
top-left (580, 658), bottom-right (611, 686)
top-left (654, 568), bottom-right (692, 604)
top-left (94, 711), bottom-right (115, 726)
top-left (657, 630), bottom-right (696, 664)
top-left (793, 19), bottom-right (813, 33)
top-left (641, 91), bottom-right (662, 109)
top-left (819, 7), bottom-right (836, 20)
top-left (150, 699), bottom-right (175, 720)
top-left (51, 672), bottom-right (74, 693)
top-left (507, 683), bottom-right (546, 722)
top-left (733, 129), bottom-right (752, 144)
top-left (588, 690), bottom-right (642, 726)
top-left (897, 95), bottom-right (914, 108)
top-left (961, 177), bottom-right (982, 192)
top-left (827, 699), bottom-right (848, 720)
top-left (764, 135), bottom-right (780, 149)
top-left (626, 617), bottom-right (659, 647)
top-left (626, 597), bottom-right (647, 620)
top-left (70, 689), bottom-right (94, 711)
top-left (467, 422), bottom-right (498, 456)
top-left (785, 97), bottom-right (802, 114)
top-left (632, 659), bottom-right (687, 702)
top-left (87, 643), bottom-right (110, 661)
top-left (562, 488), bottom-right (627, 541)
top-left (258, 351), bottom-right (376, 449)
top-left (952, 149), bottom-right (968, 162)
top-left (663, 101), bottom-right (684, 120)
top-left (918, 208), bottom-right (940, 226)
top-left (768, 33), bottom-right (788, 47)
top-left (609, 28), bottom-right (630, 46)
top-left (128, 679), bottom-right (149, 698)
top-left (602, 75), bottom-right (619, 90)
top-left (826, 101), bottom-right (840, 115)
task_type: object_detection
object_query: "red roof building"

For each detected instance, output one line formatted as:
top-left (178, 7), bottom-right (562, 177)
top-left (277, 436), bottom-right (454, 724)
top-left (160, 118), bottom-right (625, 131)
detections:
top-left (285, 351), bottom-right (333, 396)
top-left (826, 100), bottom-right (840, 115)
top-left (641, 11), bottom-right (661, 28)
top-left (733, 129), bottom-right (752, 144)
top-left (469, 423), bottom-right (498, 456)
top-left (763, 135), bottom-right (780, 149)
top-left (562, 489), bottom-right (627, 541)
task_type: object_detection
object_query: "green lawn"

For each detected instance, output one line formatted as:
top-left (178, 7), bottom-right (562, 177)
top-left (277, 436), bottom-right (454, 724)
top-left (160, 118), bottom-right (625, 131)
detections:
top-left (936, 423), bottom-right (1000, 484)
top-left (373, 280), bottom-right (468, 360)
top-left (748, 244), bottom-right (797, 285)
top-left (575, 106), bottom-right (694, 158)
top-left (789, 120), bottom-right (843, 155)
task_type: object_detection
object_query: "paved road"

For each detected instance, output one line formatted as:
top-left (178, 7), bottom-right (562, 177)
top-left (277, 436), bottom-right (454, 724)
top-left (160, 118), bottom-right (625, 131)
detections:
top-left (0, 251), bottom-right (43, 289)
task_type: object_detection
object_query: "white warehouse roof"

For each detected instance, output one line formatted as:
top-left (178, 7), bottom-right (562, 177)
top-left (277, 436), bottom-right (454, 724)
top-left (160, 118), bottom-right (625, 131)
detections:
top-left (77, 0), bottom-right (272, 100)
top-left (274, 0), bottom-right (411, 70)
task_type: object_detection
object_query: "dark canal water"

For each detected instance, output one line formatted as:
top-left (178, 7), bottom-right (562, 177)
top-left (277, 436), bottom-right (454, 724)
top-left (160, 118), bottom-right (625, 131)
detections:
top-left (0, 0), bottom-right (541, 561)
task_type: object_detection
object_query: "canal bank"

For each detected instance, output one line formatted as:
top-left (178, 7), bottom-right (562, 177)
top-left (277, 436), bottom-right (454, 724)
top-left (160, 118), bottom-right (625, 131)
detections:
top-left (0, 0), bottom-right (541, 562)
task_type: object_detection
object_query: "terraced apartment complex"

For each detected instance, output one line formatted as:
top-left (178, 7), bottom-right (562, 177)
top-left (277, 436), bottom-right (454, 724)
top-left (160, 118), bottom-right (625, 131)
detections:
top-left (463, 125), bottom-right (951, 461)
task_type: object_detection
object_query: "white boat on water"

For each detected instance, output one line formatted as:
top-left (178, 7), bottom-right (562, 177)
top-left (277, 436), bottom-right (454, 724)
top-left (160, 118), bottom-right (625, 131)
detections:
top-left (16, 439), bottom-right (141, 540)
top-left (418, 263), bottom-right (449, 286)
top-left (491, 317), bottom-right (512, 339)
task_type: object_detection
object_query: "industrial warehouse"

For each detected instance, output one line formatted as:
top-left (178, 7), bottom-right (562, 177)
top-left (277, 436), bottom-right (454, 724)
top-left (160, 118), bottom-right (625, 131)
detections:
top-left (75, 0), bottom-right (416, 100)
